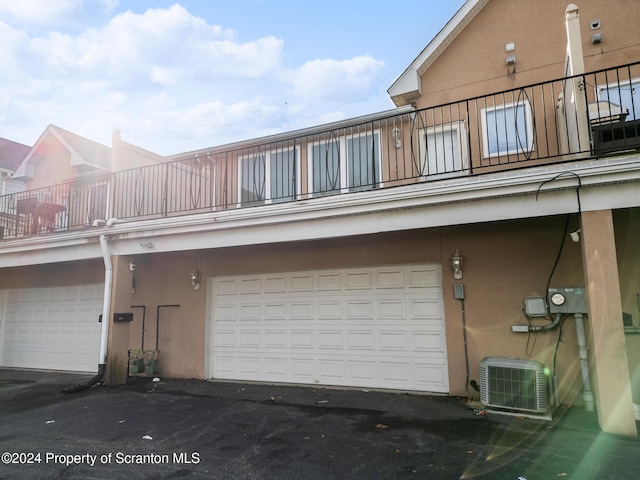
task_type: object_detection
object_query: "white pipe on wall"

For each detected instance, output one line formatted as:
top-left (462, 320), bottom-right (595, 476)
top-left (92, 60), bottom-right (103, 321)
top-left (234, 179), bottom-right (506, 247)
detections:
top-left (98, 234), bottom-right (113, 366)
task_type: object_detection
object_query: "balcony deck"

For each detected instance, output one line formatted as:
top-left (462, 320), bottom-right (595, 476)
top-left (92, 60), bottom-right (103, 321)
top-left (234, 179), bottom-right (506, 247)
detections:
top-left (1, 61), bottom-right (639, 241)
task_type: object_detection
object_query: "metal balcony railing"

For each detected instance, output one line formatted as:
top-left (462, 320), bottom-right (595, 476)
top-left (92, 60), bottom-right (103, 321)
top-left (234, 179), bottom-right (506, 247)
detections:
top-left (0, 176), bottom-right (110, 239)
top-left (1, 61), bottom-right (639, 240)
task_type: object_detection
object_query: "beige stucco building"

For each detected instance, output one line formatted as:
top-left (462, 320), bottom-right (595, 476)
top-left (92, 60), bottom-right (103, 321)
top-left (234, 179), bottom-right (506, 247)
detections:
top-left (1, 0), bottom-right (640, 436)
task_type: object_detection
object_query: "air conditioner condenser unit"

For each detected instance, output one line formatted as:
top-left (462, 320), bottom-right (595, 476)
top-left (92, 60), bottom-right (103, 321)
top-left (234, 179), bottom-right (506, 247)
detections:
top-left (480, 357), bottom-right (548, 413)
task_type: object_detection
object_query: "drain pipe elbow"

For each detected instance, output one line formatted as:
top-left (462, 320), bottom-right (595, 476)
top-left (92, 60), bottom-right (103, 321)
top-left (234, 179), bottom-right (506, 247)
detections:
top-left (529, 313), bottom-right (563, 332)
top-left (62, 364), bottom-right (106, 394)
top-left (62, 234), bottom-right (112, 394)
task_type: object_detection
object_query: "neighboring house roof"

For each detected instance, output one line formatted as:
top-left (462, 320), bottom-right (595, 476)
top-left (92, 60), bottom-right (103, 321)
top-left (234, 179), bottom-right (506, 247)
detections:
top-left (387, 0), bottom-right (489, 107)
top-left (0, 138), bottom-right (31, 172)
top-left (12, 124), bottom-right (111, 180)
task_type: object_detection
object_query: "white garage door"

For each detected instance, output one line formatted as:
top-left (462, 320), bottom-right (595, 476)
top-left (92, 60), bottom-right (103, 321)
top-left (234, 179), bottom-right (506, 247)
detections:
top-left (0, 285), bottom-right (103, 373)
top-left (209, 264), bottom-right (448, 393)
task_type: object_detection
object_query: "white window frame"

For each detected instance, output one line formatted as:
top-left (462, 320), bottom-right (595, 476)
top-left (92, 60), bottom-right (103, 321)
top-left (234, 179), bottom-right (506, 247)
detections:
top-left (419, 121), bottom-right (468, 177)
top-left (596, 77), bottom-right (640, 121)
top-left (481, 101), bottom-right (534, 158)
top-left (307, 130), bottom-right (382, 197)
top-left (238, 147), bottom-right (301, 206)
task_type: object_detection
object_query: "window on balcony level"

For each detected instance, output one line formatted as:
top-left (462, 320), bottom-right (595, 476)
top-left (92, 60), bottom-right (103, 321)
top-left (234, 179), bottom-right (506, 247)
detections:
top-left (239, 147), bottom-right (299, 205)
top-left (481, 101), bottom-right (534, 158)
top-left (598, 78), bottom-right (639, 121)
top-left (308, 131), bottom-right (381, 196)
top-left (419, 122), bottom-right (468, 176)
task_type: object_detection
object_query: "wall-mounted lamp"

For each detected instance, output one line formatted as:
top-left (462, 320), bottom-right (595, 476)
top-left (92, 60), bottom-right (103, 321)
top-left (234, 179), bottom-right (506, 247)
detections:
top-left (505, 55), bottom-right (516, 65)
top-left (189, 270), bottom-right (200, 291)
top-left (591, 33), bottom-right (603, 44)
top-left (570, 229), bottom-right (581, 242)
top-left (392, 127), bottom-right (401, 148)
top-left (451, 250), bottom-right (463, 280)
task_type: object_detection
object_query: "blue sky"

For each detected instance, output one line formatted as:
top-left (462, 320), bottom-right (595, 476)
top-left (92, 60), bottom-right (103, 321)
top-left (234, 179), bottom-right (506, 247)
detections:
top-left (0, 0), bottom-right (465, 156)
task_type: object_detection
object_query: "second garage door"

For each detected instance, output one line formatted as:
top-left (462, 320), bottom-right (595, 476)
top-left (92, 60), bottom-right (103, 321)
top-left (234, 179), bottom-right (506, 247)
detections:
top-left (0, 284), bottom-right (103, 373)
top-left (209, 264), bottom-right (448, 393)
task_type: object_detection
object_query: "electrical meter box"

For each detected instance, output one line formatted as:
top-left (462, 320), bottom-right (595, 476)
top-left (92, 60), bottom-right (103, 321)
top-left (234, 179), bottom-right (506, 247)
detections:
top-left (548, 287), bottom-right (588, 314)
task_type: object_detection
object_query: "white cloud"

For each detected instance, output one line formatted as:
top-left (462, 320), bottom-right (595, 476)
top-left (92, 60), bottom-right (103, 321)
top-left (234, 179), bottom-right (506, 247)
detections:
top-left (21, 4), bottom-right (283, 86)
top-left (0, 3), bottom-right (389, 155)
top-left (0, 0), bottom-right (82, 25)
top-left (288, 56), bottom-right (385, 102)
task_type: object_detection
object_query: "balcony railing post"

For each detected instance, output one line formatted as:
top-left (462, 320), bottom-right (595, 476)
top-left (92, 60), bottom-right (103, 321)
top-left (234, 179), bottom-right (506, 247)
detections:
top-left (465, 100), bottom-right (473, 175)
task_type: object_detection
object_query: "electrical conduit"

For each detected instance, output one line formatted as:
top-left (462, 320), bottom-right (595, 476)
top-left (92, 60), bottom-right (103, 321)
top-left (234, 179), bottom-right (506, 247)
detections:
top-left (574, 313), bottom-right (595, 411)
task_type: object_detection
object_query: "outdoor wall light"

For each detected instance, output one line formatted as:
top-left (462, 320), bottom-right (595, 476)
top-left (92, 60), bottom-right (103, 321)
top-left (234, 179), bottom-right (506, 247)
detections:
top-left (570, 229), bottom-right (581, 242)
top-left (189, 270), bottom-right (200, 290)
top-left (451, 250), bottom-right (463, 280)
top-left (392, 127), bottom-right (402, 148)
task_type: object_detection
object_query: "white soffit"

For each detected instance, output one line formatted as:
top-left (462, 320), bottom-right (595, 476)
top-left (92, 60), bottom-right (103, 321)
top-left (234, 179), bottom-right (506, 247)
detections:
top-left (1, 154), bottom-right (640, 266)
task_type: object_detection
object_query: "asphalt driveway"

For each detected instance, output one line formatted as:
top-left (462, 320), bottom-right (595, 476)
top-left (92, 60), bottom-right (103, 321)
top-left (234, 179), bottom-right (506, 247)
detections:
top-left (0, 369), bottom-right (638, 479)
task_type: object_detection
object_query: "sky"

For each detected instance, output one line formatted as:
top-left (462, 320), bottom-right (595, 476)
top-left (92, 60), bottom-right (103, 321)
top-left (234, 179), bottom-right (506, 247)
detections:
top-left (0, 0), bottom-right (466, 156)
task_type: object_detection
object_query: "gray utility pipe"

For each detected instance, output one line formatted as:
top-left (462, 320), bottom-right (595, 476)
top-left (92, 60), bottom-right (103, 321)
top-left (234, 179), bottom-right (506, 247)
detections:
top-left (574, 313), bottom-right (595, 411)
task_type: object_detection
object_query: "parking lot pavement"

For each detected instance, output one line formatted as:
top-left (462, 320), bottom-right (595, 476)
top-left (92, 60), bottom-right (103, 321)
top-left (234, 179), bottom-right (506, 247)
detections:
top-left (1, 369), bottom-right (639, 479)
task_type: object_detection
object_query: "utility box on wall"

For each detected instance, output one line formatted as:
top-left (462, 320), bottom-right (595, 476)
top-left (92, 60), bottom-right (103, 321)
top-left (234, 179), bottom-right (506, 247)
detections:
top-left (548, 287), bottom-right (588, 314)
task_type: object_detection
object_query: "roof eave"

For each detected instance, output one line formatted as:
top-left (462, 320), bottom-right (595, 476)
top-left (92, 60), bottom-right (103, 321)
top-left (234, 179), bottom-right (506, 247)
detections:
top-left (387, 0), bottom-right (489, 105)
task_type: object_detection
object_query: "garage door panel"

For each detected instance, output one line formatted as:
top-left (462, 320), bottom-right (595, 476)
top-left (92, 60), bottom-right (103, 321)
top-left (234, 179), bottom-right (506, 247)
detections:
top-left (290, 275), bottom-right (313, 292)
top-left (413, 331), bottom-right (447, 352)
top-left (291, 331), bottom-right (314, 348)
top-left (0, 285), bottom-right (103, 373)
top-left (265, 277), bottom-right (287, 293)
top-left (265, 303), bottom-right (287, 320)
top-left (216, 279), bottom-right (238, 295)
top-left (318, 330), bottom-right (344, 350)
top-left (379, 331), bottom-right (409, 351)
top-left (350, 362), bottom-right (376, 382)
top-left (215, 329), bottom-right (237, 347)
top-left (317, 273), bottom-right (342, 291)
top-left (345, 272), bottom-right (376, 290)
top-left (264, 357), bottom-right (287, 376)
top-left (239, 278), bottom-right (261, 294)
top-left (380, 362), bottom-right (410, 383)
top-left (347, 331), bottom-right (375, 350)
top-left (238, 357), bottom-right (261, 374)
top-left (291, 358), bottom-right (314, 377)
top-left (210, 265), bottom-right (448, 393)
top-left (291, 303), bottom-right (314, 319)
top-left (409, 268), bottom-right (440, 287)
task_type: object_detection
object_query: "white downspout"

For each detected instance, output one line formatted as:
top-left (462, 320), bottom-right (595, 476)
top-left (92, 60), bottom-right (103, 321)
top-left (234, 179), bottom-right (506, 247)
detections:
top-left (62, 230), bottom-right (112, 393)
top-left (98, 234), bottom-right (112, 367)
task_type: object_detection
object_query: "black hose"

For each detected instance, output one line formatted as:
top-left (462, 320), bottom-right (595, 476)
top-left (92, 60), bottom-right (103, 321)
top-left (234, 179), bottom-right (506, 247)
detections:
top-left (61, 364), bottom-right (106, 394)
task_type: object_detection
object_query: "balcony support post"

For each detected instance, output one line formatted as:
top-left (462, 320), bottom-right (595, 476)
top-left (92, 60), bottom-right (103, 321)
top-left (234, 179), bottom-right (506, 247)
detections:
top-left (581, 209), bottom-right (637, 437)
